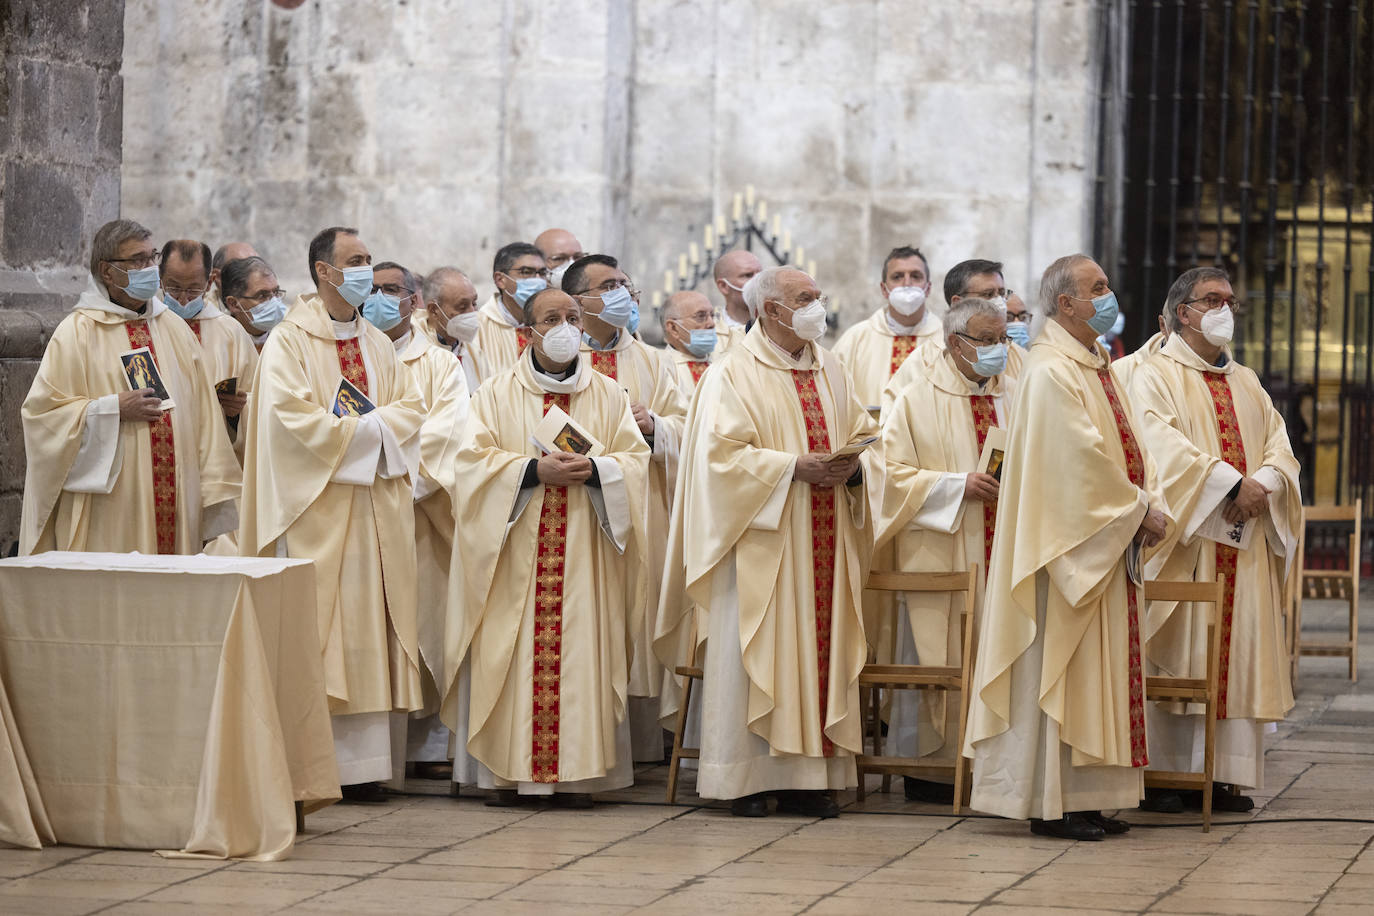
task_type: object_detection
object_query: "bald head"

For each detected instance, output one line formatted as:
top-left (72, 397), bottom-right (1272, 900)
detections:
top-left (211, 242), bottom-right (259, 295)
top-left (662, 290), bottom-right (716, 356)
top-left (713, 249), bottom-right (763, 324)
top-left (663, 290), bottom-right (711, 323)
top-left (534, 228), bottom-right (585, 270)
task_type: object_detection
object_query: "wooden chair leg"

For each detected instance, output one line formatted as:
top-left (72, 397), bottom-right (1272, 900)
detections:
top-left (665, 672), bottom-right (695, 805)
top-left (1202, 619), bottom-right (1219, 834)
top-left (1349, 586), bottom-right (1359, 684)
top-left (295, 800), bottom-right (305, 834)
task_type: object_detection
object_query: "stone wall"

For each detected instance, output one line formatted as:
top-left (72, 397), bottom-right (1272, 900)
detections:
top-left (121, 0), bottom-right (1101, 335)
top-left (0, 0), bottom-right (125, 553)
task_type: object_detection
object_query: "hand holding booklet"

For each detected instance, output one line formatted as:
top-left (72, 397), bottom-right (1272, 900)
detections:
top-left (976, 426), bottom-right (1007, 481)
top-left (824, 435), bottom-right (878, 462)
top-left (332, 377), bottom-right (375, 418)
top-left (531, 403), bottom-right (605, 458)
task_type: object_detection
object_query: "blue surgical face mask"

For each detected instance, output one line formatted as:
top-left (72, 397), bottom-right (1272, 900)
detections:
top-left (685, 327), bottom-right (717, 358)
top-left (1108, 311), bottom-right (1126, 337)
top-left (361, 291), bottom-right (405, 331)
top-left (329, 264), bottom-right (374, 308)
top-left (1006, 322), bottom-right (1030, 349)
top-left (1075, 290), bottom-right (1120, 336)
top-left (959, 339), bottom-right (1008, 378)
top-left (165, 294), bottom-right (204, 320)
top-left (626, 301), bottom-right (641, 335)
top-left (503, 274), bottom-right (547, 307)
top-left (117, 265), bottom-right (161, 302)
top-left (591, 286), bottom-right (634, 328)
top-left (247, 295), bottom-right (287, 332)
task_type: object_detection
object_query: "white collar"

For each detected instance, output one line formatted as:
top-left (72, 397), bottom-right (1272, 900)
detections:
top-left (391, 328), bottom-right (412, 353)
top-left (330, 315), bottom-right (361, 340)
top-left (531, 356), bottom-right (584, 393)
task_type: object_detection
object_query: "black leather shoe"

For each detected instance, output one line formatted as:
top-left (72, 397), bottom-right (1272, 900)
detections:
top-left (903, 777), bottom-right (956, 805)
top-left (1183, 784), bottom-right (1254, 812)
top-left (1079, 810), bottom-right (1131, 835)
top-left (484, 788), bottom-right (520, 807)
top-left (775, 790), bottom-right (839, 818)
top-left (339, 782), bottom-right (390, 804)
top-left (552, 792), bottom-right (594, 809)
top-left (730, 793), bottom-right (770, 817)
top-left (1139, 788), bottom-right (1184, 813)
top-left (1029, 813), bottom-right (1105, 841)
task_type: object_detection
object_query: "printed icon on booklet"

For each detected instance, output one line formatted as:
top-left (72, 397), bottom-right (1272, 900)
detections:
top-left (532, 404), bottom-right (605, 457)
top-left (332, 377), bottom-right (376, 418)
top-left (120, 347), bottom-right (174, 409)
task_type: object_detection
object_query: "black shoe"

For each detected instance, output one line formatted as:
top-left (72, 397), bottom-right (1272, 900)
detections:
top-left (775, 790), bottom-right (839, 819)
top-left (339, 782), bottom-right (390, 804)
top-left (1139, 788), bottom-right (1184, 813)
top-left (484, 788), bottom-right (520, 807)
top-left (411, 761), bottom-right (453, 781)
top-left (903, 777), bottom-right (956, 805)
top-left (1183, 783), bottom-right (1254, 812)
top-left (730, 793), bottom-right (770, 817)
top-left (1029, 813), bottom-right (1105, 841)
top-left (552, 792), bottom-right (594, 809)
top-left (1079, 810), bottom-right (1131, 835)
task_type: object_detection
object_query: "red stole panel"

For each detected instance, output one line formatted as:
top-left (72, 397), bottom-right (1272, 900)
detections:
top-left (590, 350), bottom-right (618, 380)
top-left (124, 321), bottom-right (177, 555)
top-left (1204, 372), bottom-right (1248, 719)
top-left (969, 395), bottom-right (999, 571)
top-left (890, 335), bottom-right (920, 378)
top-left (532, 391), bottom-right (572, 782)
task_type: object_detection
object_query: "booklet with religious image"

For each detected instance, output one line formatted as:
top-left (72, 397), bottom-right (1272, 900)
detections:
top-left (531, 403), bottom-right (605, 458)
top-left (332, 377), bottom-right (375, 418)
top-left (824, 435), bottom-right (879, 462)
top-left (215, 377), bottom-right (237, 396)
top-left (119, 347), bottom-right (174, 409)
top-left (1196, 504), bottom-right (1256, 551)
top-left (976, 426), bottom-right (1007, 481)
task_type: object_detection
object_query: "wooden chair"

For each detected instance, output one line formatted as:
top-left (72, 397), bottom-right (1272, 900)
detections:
top-left (1293, 500), bottom-right (1363, 683)
top-left (1142, 575), bottom-right (1226, 833)
top-left (854, 566), bottom-right (978, 814)
top-left (665, 640), bottom-right (701, 804)
top-left (1286, 517), bottom-right (1306, 691)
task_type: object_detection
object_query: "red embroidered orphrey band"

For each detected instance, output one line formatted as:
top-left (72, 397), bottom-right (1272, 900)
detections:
top-left (1097, 369), bottom-right (1149, 768)
top-left (890, 335), bottom-right (920, 378)
top-left (969, 394), bottom-right (999, 571)
top-left (516, 326), bottom-right (532, 354)
top-left (791, 369), bottom-right (836, 757)
top-left (125, 321), bottom-right (177, 555)
top-left (590, 350), bottom-right (618, 380)
top-left (688, 361), bottom-right (709, 384)
top-left (189, 321), bottom-right (203, 343)
top-left (532, 391), bottom-right (572, 782)
top-left (335, 338), bottom-right (370, 393)
top-left (1205, 372), bottom-right (1248, 719)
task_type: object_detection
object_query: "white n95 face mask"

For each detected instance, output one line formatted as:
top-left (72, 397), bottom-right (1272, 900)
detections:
top-left (1198, 305), bottom-right (1234, 346)
top-left (785, 301), bottom-right (828, 340)
top-left (445, 310), bottom-right (480, 344)
top-left (887, 286), bottom-right (926, 316)
top-left (537, 322), bottom-right (582, 362)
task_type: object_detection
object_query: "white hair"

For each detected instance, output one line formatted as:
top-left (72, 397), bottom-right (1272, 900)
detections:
top-left (1031, 253), bottom-right (1093, 340)
top-left (942, 297), bottom-right (1005, 338)
top-left (742, 265), bottom-right (798, 318)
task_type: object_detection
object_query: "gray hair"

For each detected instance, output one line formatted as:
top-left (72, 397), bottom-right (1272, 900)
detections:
top-left (942, 297), bottom-right (1005, 338)
top-left (742, 265), bottom-right (800, 318)
top-left (1031, 253), bottom-right (1094, 340)
top-left (422, 266), bottom-right (468, 305)
top-left (1162, 266), bottom-right (1230, 333)
top-left (90, 218), bottom-right (152, 279)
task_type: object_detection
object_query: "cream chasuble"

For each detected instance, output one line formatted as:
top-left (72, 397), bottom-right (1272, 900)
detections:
top-left (875, 344), bottom-right (1018, 762)
top-left (20, 278), bottom-right (241, 556)
top-left (441, 350), bottom-right (649, 790)
top-left (1112, 330), bottom-right (1166, 396)
top-left (966, 318), bottom-right (1168, 821)
top-left (714, 308), bottom-right (747, 355)
top-left (833, 307), bottom-right (943, 412)
top-left (474, 293), bottom-right (531, 377)
top-left (1132, 334), bottom-right (1300, 788)
top-left (183, 297), bottom-right (260, 462)
top-left (661, 343), bottom-right (714, 393)
top-left (410, 309), bottom-right (487, 394)
top-left (239, 296), bottom-right (425, 738)
top-left (655, 325), bottom-right (877, 798)
top-left (397, 331), bottom-right (471, 729)
top-left (882, 339), bottom-right (1026, 420)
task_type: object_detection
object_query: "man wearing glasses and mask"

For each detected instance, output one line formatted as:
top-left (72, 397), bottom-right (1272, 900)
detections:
top-left (412, 266), bottom-right (487, 393)
top-left (1129, 267), bottom-right (1301, 817)
top-left (476, 242), bottom-right (551, 375)
top-left (20, 219), bottom-right (240, 556)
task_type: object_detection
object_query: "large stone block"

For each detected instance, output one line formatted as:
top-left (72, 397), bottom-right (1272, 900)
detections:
top-left (0, 359), bottom-right (39, 490)
top-left (4, 0), bottom-right (125, 67)
top-left (629, 80), bottom-right (714, 195)
top-left (502, 74), bottom-right (607, 180)
top-left (306, 70), bottom-right (373, 178)
top-left (2, 160), bottom-right (85, 269)
top-left (256, 65), bottom-right (310, 181)
top-left (371, 71), bottom-right (502, 182)
top-left (718, 81), bottom-right (845, 194)
top-left (874, 0), bottom-right (1034, 87)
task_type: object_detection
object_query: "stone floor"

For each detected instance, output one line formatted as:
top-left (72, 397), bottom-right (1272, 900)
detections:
top-left (2, 594), bottom-right (1370, 915)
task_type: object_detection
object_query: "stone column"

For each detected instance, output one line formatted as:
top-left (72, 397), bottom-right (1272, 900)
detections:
top-left (0, 0), bottom-right (125, 553)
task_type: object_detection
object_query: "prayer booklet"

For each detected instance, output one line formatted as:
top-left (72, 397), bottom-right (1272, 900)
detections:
top-left (531, 403), bottom-right (606, 458)
top-left (216, 377), bottom-right (240, 435)
top-left (825, 435), bottom-right (879, 461)
top-left (1196, 504), bottom-right (1256, 551)
top-left (865, 405), bottom-right (881, 420)
top-left (977, 426), bottom-right (1007, 481)
top-left (332, 377), bottom-right (376, 418)
top-left (119, 347), bottom-right (174, 409)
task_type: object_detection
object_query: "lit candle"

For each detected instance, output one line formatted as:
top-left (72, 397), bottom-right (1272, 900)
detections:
top-left (771, 214), bottom-right (781, 239)
top-left (704, 224), bottom-right (715, 251)
top-left (783, 229), bottom-right (792, 252)
top-left (716, 215), bottom-right (728, 237)
top-left (808, 258), bottom-right (818, 279)
top-left (795, 246), bottom-right (805, 267)
top-left (732, 194), bottom-right (742, 222)
top-left (745, 185), bottom-right (755, 207)
top-left (678, 254), bottom-right (688, 279)
top-left (757, 200), bottom-right (768, 222)
top-left (689, 242), bottom-right (700, 265)
top-left (664, 270), bottom-right (674, 293)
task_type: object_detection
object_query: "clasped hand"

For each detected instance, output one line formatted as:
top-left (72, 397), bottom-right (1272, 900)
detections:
top-left (795, 453), bottom-right (860, 488)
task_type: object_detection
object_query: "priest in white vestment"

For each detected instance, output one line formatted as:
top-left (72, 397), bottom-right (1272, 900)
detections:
top-left (656, 266), bottom-right (876, 818)
top-left (876, 297), bottom-right (1019, 804)
top-left (239, 227), bottom-right (425, 800)
top-left (474, 242), bottom-right (549, 375)
top-left (414, 266), bottom-right (487, 394)
top-left (442, 287), bottom-right (649, 806)
top-left (660, 290), bottom-right (719, 391)
top-left (20, 219), bottom-right (240, 556)
top-left (710, 249), bottom-right (762, 353)
top-left (1131, 267), bottom-right (1300, 813)
top-left (965, 254), bottom-right (1170, 841)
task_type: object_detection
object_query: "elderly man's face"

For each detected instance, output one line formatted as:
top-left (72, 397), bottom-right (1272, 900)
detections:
top-left (225, 268), bottom-right (281, 334)
top-left (761, 270), bottom-right (823, 347)
top-left (539, 231), bottom-right (585, 269)
top-left (161, 252), bottom-right (209, 305)
top-left (529, 290), bottom-right (583, 362)
top-left (1005, 291), bottom-right (1029, 323)
top-left (430, 274), bottom-right (478, 321)
top-left (1177, 276), bottom-right (1236, 331)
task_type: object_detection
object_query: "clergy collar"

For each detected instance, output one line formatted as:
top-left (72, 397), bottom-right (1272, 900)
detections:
top-left (531, 349), bottom-right (580, 382)
top-left (252, 329), bottom-right (271, 346)
top-left (885, 308), bottom-right (928, 337)
top-left (74, 275), bottom-right (168, 322)
top-left (329, 312), bottom-right (361, 340)
top-left (391, 328), bottom-right (413, 353)
top-left (1039, 317), bottom-right (1109, 369)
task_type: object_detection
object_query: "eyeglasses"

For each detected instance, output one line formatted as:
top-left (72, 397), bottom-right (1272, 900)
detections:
top-left (162, 285), bottom-right (207, 300)
top-left (957, 331), bottom-right (1010, 347)
top-left (507, 267), bottom-right (551, 280)
top-left (576, 279), bottom-right (628, 296)
top-left (373, 283), bottom-right (414, 298)
top-left (1005, 311), bottom-right (1029, 323)
top-left (107, 251), bottom-right (161, 269)
top-left (1182, 294), bottom-right (1241, 311)
top-left (234, 288), bottom-right (285, 304)
top-left (670, 310), bottom-right (716, 326)
top-left (964, 287), bottom-right (1008, 300)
